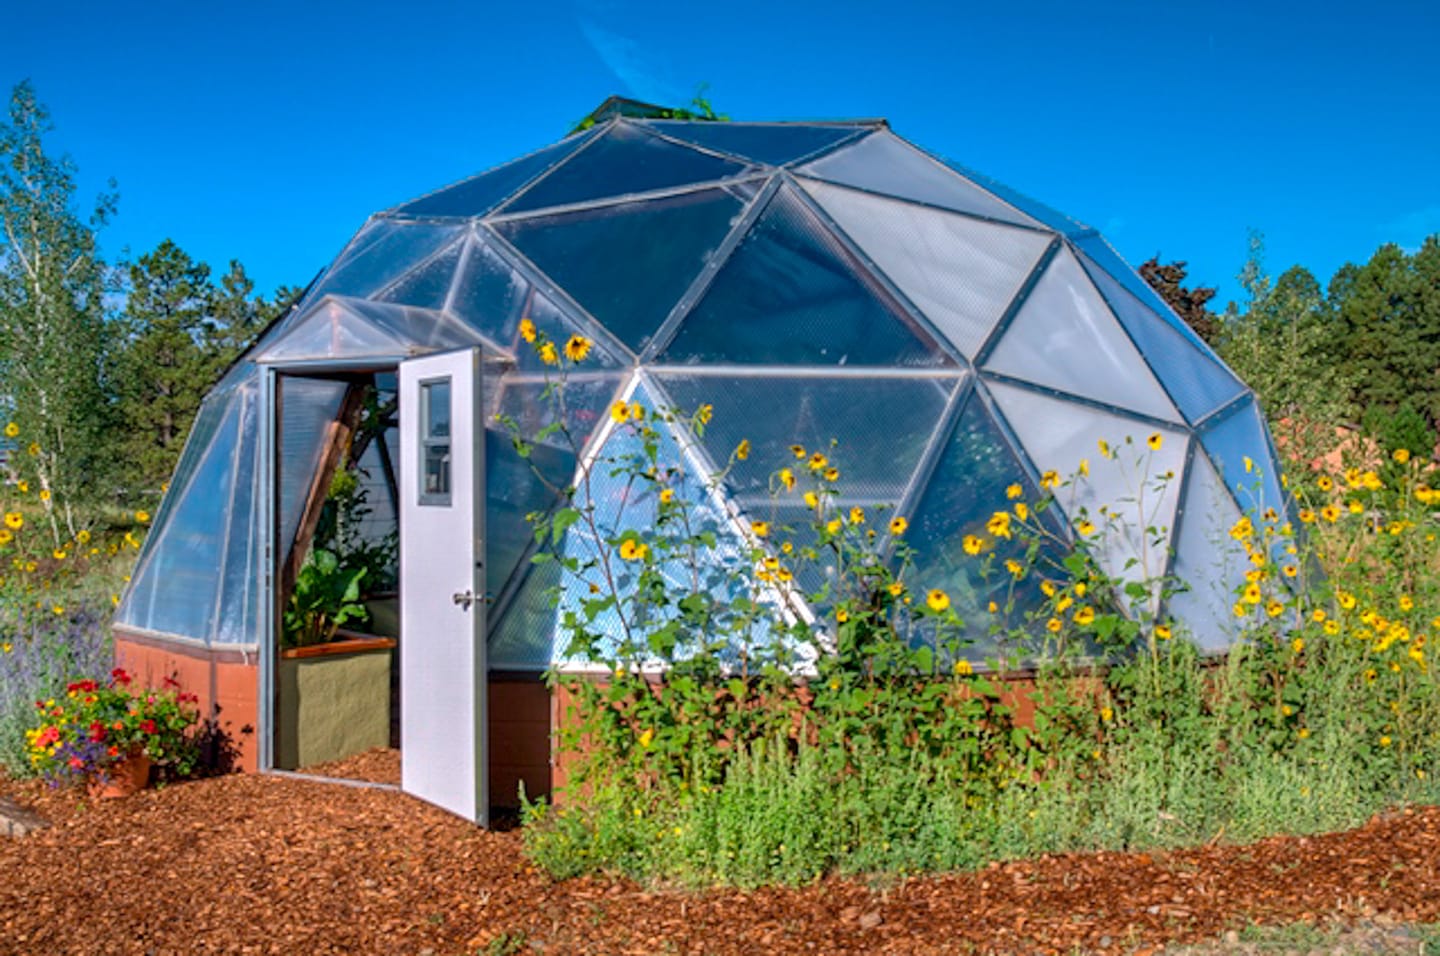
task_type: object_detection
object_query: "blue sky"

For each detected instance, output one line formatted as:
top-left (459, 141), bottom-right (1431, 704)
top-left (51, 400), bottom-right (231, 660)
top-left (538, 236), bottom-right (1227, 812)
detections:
top-left (4, 0), bottom-right (1436, 308)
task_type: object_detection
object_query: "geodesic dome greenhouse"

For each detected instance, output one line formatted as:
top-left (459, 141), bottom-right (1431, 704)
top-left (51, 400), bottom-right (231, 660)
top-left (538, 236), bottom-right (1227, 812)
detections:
top-left (116, 99), bottom-right (1286, 668)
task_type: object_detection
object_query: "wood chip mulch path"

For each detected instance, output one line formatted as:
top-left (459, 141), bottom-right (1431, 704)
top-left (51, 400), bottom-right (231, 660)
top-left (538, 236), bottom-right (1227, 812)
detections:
top-left (2, 768), bottom-right (1438, 956)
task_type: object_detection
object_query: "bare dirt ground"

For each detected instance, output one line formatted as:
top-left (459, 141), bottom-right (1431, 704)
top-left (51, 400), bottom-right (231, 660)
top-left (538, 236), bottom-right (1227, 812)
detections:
top-left (3, 765), bottom-right (1439, 956)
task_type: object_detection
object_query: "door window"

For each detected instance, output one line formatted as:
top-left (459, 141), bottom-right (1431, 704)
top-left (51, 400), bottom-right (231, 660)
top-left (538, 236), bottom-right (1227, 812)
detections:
top-left (419, 377), bottom-right (451, 505)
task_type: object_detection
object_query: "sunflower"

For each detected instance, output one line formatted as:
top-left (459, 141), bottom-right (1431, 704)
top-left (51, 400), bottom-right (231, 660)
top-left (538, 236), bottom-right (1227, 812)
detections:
top-left (563, 335), bottom-right (592, 362)
top-left (618, 539), bottom-right (649, 561)
top-left (888, 516), bottom-right (907, 536)
top-left (518, 317), bottom-right (537, 343)
top-left (926, 589), bottom-right (950, 612)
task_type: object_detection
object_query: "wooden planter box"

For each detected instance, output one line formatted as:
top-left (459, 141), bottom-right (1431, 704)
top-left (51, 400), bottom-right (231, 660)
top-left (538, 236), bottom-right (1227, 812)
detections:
top-left (276, 633), bottom-right (395, 771)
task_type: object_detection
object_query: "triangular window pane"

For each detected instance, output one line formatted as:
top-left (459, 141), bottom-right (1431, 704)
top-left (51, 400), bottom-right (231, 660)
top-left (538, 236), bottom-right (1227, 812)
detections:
top-left (983, 248), bottom-right (1181, 422)
top-left (502, 123), bottom-right (751, 214)
top-left (449, 235), bottom-right (623, 370)
top-left (799, 130), bottom-right (1042, 229)
top-left (660, 186), bottom-right (952, 367)
top-left (805, 179), bottom-right (1051, 360)
top-left (655, 373), bottom-right (959, 502)
top-left (1166, 452), bottom-right (1248, 654)
top-left (986, 379), bottom-right (1188, 610)
top-left (308, 222), bottom-right (465, 303)
top-left (348, 298), bottom-right (481, 353)
top-left (257, 300), bottom-right (407, 362)
top-left (906, 392), bottom-right (1066, 657)
top-left (1079, 251), bottom-right (1246, 424)
top-left (1199, 399), bottom-right (1289, 525)
top-left (376, 239), bottom-right (466, 310)
top-left (645, 121), bottom-right (859, 166)
top-left (496, 188), bottom-right (744, 353)
top-left (117, 393), bottom-right (241, 642)
top-left (392, 130), bottom-right (597, 218)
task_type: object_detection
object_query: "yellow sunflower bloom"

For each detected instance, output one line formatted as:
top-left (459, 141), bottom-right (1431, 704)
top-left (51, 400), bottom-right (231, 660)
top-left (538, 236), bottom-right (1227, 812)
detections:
top-left (926, 589), bottom-right (950, 612)
top-left (888, 516), bottom-right (907, 536)
top-left (563, 335), bottom-right (592, 362)
top-left (518, 317), bottom-right (537, 343)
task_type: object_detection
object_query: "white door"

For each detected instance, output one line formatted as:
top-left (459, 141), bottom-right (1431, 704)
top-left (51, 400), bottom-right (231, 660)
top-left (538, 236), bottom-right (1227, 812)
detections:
top-left (399, 347), bottom-right (487, 824)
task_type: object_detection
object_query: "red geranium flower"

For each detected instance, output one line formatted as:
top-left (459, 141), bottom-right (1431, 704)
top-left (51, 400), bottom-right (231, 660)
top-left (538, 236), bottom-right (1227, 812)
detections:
top-left (139, 719), bottom-right (157, 735)
top-left (110, 668), bottom-right (132, 687)
top-left (88, 721), bottom-right (106, 742)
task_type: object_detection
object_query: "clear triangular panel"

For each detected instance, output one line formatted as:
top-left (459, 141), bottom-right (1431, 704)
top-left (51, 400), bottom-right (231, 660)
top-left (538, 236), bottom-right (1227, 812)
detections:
top-left (658, 185), bottom-right (953, 367)
top-left (798, 130), bottom-right (1042, 229)
top-left (804, 179), bottom-right (1052, 360)
top-left (391, 129), bottom-right (598, 218)
top-left (982, 248), bottom-right (1182, 423)
top-left (501, 123), bottom-right (752, 214)
top-left (1199, 398), bottom-right (1289, 526)
top-left (1078, 251), bottom-right (1246, 424)
top-left (986, 379), bottom-right (1188, 611)
top-left (450, 234), bottom-right (625, 370)
top-left (257, 297), bottom-right (480, 363)
top-left (1165, 451), bottom-right (1249, 654)
top-left (495, 188), bottom-right (746, 353)
top-left (375, 239), bottom-right (466, 310)
top-left (117, 388), bottom-right (245, 643)
top-left (278, 377), bottom-right (349, 555)
top-left (905, 391), bottom-right (1068, 658)
top-left (341, 298), bottom-right (481, 353)
top-left (653, 372), bottom-right (960, 503)
top-left (307, 221), bottom-right (465, 304)
top-left (644, 120), bottom-right (860, 166)
top-left (212, 382), bottom-right (261, 644)
top-left (489, 381), bottom-right (771, 670)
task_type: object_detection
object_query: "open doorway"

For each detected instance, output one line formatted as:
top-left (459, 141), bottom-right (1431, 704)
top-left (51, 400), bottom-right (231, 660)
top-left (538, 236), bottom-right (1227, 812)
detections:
top-left (271, 370), bottom-right (402, 786)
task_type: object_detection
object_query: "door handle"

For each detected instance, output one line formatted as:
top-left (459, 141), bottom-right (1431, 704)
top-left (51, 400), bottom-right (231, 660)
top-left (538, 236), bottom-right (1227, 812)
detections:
top-left (452, 590), bottom-right (475, 611)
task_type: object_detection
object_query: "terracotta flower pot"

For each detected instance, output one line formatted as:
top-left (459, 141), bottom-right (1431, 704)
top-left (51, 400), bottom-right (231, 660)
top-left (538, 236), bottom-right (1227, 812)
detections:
top-left (87, 750), bottom-right (152, 800)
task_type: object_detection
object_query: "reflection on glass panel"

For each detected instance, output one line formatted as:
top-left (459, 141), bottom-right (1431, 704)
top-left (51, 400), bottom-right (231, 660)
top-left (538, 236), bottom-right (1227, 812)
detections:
top-left (1078, 251), bottom-right (1245, 424)
top-left (1199, 399), bottom-right (1290, 528)
top-left (279, 377), bottom-right (348, 549)
top-left (985, 378), bottom-right (1187, 610)
top-left (906, 393), bottom-right (1065, 660)
top-left (804, 179), bottom-right (1050, 360)
top-left (801, 131), bottom-right (1043, 229)
top-left (1167, 453), bottom-right (1249, 654)
top-left (307, 222), bottom-right (464, 305)
top-left (655, 373), bottom-right (957, 502)
top-left (214, 382), bottom-right (261, 644)
top-left (983, 248), bottom-right (1181, 422)
top-left (117, 394), bottom-right (242, 642)
top-left (393, 130), bottom-right (598, 218)
top-left (375, 239), bottom-right (465, 310)
top-left (420, 378), bottom-right (452, 504)
top-left (503, 123), bottom-right (750, 214)
top-left (497, 188), bottom-right (745, 353)
top-left (645, 121), bottom-right (859, 166)
top-left (660, 186), bottom-right (951, 367)
top-left (451, 236), bottom-right (624, 369)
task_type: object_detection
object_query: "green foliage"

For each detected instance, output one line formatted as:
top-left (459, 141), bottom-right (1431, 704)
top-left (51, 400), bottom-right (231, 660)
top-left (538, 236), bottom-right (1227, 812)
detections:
top-left (111, 240), bottom-right (289, 488)
top-left (512, 341), bottom-right (1440, 885)
top-left (1217, 233), bottom-right (1357, 466)
top-left (282, 549), bottom-right (369, 647)
top-left (0, 81), bottom-right (118, 540)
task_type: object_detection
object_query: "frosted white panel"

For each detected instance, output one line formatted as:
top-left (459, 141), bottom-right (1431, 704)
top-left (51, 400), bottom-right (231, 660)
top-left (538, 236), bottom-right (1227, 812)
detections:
top-left (804, 180), bottom-right (1051, 359)
top-left (799, 131), bottom-right (1042, 229)
top-left (1166, 453), bottom-right (1248, 654)
top-left (984, 248), bottom-right (1181, 423)
top-left (987, 379), bottom-right (1187, 612)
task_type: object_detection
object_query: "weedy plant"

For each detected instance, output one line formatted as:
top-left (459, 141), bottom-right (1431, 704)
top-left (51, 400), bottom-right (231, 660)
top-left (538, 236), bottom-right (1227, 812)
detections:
top-left (508, 330), bottom-right (1440, 886)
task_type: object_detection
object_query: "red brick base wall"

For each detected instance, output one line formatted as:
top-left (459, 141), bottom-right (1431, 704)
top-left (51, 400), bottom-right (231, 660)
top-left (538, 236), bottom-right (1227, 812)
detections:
top-left (113, 629), bottom-right (261, 772)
